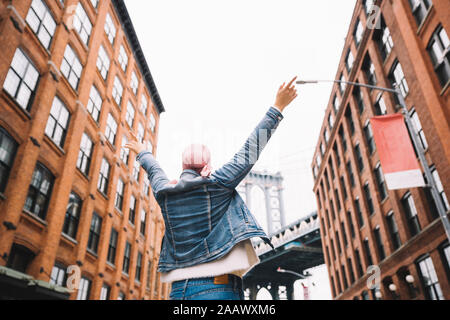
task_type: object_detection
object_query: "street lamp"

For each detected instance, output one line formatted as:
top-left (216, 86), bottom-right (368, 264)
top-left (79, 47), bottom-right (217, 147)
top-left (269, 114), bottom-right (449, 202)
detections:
top-left (296, 79), bottom-right (450, 244)
top-left (276, 267), bottom-right (307, 279)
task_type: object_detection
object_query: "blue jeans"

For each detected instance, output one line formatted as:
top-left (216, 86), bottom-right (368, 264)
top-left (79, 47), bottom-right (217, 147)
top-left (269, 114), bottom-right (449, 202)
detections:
top-left (169, 274), bottom-right (244, 300)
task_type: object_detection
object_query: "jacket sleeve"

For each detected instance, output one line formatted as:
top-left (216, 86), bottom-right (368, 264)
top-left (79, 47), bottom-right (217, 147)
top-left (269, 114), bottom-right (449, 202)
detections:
top-left (136, 151), bottom-right (170, 195)
top-left (211, 106), bottom-right (284, 189)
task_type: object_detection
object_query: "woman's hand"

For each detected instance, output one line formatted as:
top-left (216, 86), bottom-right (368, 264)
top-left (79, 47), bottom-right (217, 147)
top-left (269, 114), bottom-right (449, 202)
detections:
top-left (274, 76), bottom-right (298, 112)
top-left (125, 131), bottom-right (146, 155)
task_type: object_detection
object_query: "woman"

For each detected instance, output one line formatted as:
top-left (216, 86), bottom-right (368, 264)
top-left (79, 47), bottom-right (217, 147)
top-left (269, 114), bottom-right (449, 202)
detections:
top-left (125, 77), bottom-right (298, 300)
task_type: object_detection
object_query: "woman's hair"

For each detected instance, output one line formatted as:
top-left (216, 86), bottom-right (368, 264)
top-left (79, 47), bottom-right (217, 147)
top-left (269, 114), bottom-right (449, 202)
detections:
top-left (182, 144), bottom-right (211, 174)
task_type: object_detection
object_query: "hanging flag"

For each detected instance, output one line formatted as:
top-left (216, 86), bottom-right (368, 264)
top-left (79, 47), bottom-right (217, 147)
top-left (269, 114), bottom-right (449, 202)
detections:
top-left (370, 114), bottom-right (425, 190)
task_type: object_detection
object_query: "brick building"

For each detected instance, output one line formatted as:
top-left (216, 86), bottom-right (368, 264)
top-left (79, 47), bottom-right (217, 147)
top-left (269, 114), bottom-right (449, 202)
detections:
top-left (0, 0), bottom-right (170, 300)
top-left (311, 0), bottom-right (450, 300)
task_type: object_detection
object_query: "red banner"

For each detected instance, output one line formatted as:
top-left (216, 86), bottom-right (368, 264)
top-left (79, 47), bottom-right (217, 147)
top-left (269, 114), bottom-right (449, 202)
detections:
top-left (370, 114), bottom-right (425, 190)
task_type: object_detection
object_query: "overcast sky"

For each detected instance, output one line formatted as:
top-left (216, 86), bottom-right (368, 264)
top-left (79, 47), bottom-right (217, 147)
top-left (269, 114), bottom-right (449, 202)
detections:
top-left (125, 0), bottom-right (357, 300)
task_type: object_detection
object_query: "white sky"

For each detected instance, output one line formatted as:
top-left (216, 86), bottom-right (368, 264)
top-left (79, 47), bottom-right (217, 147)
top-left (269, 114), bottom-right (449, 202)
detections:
top-left (125, 0), bottom-right (357, 300)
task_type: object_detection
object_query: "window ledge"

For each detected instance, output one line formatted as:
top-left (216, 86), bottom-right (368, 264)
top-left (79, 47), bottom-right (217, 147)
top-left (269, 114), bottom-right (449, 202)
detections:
top-left (22, 209), bottom-right (48, 228)
top-left (0, 192), bottom-right (6, 201)
top-left (416, 6), bottom-right (434, 36)
top-left (1, 89), bottom-right (32, 122)
top-left (76, 168), bottom-right (90, 182)
top-left (86, 248), bottom-right (98, 259)
top-left (439, 81), bottom-right (449, 96)
top-left (106, 261), bottom-right (116, 271)
top-left (44, 135), bottom-right (66, 157)
top-left (61, 233), bottom-right (78, 246)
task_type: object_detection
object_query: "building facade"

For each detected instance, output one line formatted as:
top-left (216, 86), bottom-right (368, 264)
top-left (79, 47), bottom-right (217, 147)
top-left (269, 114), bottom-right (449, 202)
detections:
top-left (0, 0), bottom-right (170, 300)
top-left (312, 0), bottom-right (450, 300)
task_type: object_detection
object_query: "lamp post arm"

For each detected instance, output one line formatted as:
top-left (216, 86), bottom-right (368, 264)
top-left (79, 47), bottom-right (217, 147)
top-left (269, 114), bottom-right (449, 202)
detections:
top-left (296, 80), bottom-right (398, 94)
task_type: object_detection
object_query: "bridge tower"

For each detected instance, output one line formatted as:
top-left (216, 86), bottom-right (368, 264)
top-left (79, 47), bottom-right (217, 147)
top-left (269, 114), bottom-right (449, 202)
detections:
top-left (237, 170), bottom-right (286, 234)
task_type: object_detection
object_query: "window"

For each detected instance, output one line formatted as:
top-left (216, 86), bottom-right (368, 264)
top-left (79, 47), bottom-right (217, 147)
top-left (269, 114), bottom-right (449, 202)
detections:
top-left (135, 252), bottom-right (143, 282)
top-left (333, 95), bottom-right (340, 113)
top-left (373, 226), bottom-right (386, 260)
top-left (347, 211), bottom-right (355, 238)
top-left (143, 177), bottom-right (150, 196)
top-left (374, 94), bottom-right (387, 115)
top-left (112, 76), bottom-right (124, 106)
top-left (355, 198), bottom-right (364, 227)
top-left (353, 86), bottom-right (365, 115)
top-left (340, 176), bottom-right (347, 199)
top-left (73, 3), bottom-right (92, 45)
top-left (345, 108), bottom-right (354, 136)
top-left (100, 284), bottom-right (111, 300)
top-left (339, 73), bottom-right (346, 94)
top-left (62, 192), bottom-right (82, 239)
top-left (90, 0), bottom-right (99, 8)
top-left (50, 264), bottom-right (67, 286)
top-left (87, 212), bottom-right (102, 254)
top-left (86, 86), bottom-right (102, 122)
top-left (409, 108), bottom-right (428, 151)
top-left (3, 48), bottom-right (39, 111)
top-left (0, 128), bottom-right (18, 193)
top-left (126, 101), bottom-right (135, 128)
top-left (24, 163), bottom-right (54, 220)
top-left (363, 0), bottom-right (375, 15)
top-left (320, 142), bottom-right (325, 156)
top-left (416, 255), bottom-right (444, 300)
top-left (77, 277), bottom-right (91, 300)
top-left (115, 178), bottom-right (125, 211)
top-left (129, 195), bottom-right (136, 224)
top-left (355, 248), bottom-right (364, 277)
top-left (123, 241), bottom-right (131, 274)
top-left (146, 260), bottom-right (152, 289)
top-left (133, 160), bottom-right (140, 182)
top-left (386, 211), bottom-right (402, 250)
top-left (26, 0), bottom-right (56, 49)
top-left (131, 71), bottom-right (139, 95)
top-left (374, 15), bottom-right (394, 61)
top-left (45, 97), bottom-right (70, 148)
top-left (330, 239), bottom-right (336, 261)
top-left (353, 19), bottom-right (364, 47)
top-left (354, 144), bottom-right (364, 172)
top-left (374, 164), bottom-right (388, 201)
top-left (324, 128), bottom-right (329, 143)
top-left (118, 45), bottom-right (129, 72)
top-left (345, 49), bottom-right (354, 72)
top-left (361, 290), bottom-right (370, 300)
top-left (408, 0), bottom-right (432, 27)
top-left (427, 25), bottom-right (450, 87)
top-left (104, 13), bottom-right (116, 44)
top-left (120, 135), bottom-right (129, 165)
top-left (335, 189), bottom-right (341, 211)
top-left (348, 258), bottom-right (355, 284)
top-left (441, 243), bottom-right (450, 280)
top-left (363, 238), bottom-right (374, 266)
top-left (61, 45), bottom-right (82, 90)
top-left (140, 209), bottom-right (147, 235)
top-left (333, 144), bottom-right (340, 166)
top-left (98, 158), bottom-right (110, 195)
top-left (316, 154), bottom-right (321, 168)
top-left (137, 123), bottom-right (145, 143)
top-left (117, 292), bottom-right (125, 300)
top-left (347, 161), bottom-right (355, 188)
top-left (341, 222), bottom-right (348, 247)
top-left (362, 54), bottom-right (377, 86)
top-left (328, 113), bottom-right (334, 130)
top-left (341, 265), bottom-right (348, 289)
top-left (389, 61), bottom-right (409, 98)
top-left (339, 126), bottom-right (347, 152)
top-left (364, 183), bottom-right (375, 215)
top-left (431, 167), bottom-right (449, 212)
top-left (96, 45), bottom-right (110, 80)
top-left (105, 113), bottom-right (118, 146)
top-left (364, 122), bottom-right (375, 155)
top-left (141, 95), bottom-right (148, 115)
top-left (77, 133), bottom-right (93, 175)
top-left (402, 193), bottom-right (421, 237)
top-left (107, 228), bottom-right (118, 265)
top-left (149, 113), bottom-right (156, 133)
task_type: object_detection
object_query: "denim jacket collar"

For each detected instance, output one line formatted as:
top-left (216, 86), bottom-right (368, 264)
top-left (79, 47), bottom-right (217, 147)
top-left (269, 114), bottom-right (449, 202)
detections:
top-left (180, 169), bottom-right (201, 179)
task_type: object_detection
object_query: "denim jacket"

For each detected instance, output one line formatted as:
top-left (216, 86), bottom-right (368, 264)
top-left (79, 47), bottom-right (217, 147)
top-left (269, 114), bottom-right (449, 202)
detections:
top-left (137, 107), bottom-right (284, 273)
